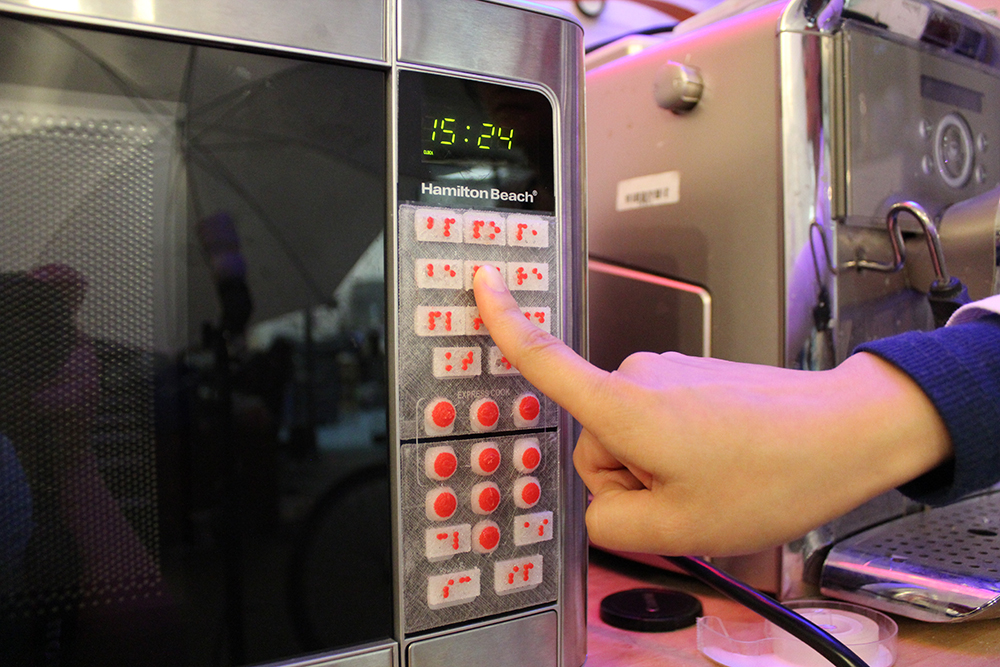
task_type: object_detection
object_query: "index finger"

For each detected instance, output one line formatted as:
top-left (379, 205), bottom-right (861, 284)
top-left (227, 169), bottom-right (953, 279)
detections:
top-left (473, 265), bottom-right (611, 431)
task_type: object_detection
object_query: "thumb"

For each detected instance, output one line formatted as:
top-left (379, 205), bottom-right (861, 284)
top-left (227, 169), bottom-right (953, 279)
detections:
top-left (473, 265), bottom-right (610, 430)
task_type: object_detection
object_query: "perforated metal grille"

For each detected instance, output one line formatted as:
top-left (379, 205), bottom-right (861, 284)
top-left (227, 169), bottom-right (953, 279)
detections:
top-left (0, 97), bottom-right (164, 617)
top-left (839, 492), bottom-right (1000, 577)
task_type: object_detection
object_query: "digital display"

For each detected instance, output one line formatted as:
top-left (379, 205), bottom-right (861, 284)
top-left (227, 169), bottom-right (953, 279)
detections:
top-left (921, 74), bottom-right (983, 113)
top-left (398, 71), bottom-right (555, 212)
top-left (423, 116), bottom-right (515, 156)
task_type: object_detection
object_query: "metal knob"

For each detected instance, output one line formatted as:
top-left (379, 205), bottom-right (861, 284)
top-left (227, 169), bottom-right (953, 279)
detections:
top-left (654, 61), bottom-right (703, 113)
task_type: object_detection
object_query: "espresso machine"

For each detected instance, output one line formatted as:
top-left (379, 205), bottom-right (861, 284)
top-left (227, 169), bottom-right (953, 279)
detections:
top-left (586, 0), bottom-right (1000, 621)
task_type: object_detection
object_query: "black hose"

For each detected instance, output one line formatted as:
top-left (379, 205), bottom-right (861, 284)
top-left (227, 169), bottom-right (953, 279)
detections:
top-left (663, 556), bottom-right (871, 667)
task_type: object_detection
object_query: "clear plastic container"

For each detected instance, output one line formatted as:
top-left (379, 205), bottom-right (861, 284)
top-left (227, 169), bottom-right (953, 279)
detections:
top-left (697, 600), bottom-right (897, 667)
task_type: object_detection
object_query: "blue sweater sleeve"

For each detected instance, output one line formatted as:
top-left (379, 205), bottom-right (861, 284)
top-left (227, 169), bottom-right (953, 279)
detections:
top-left (853, 316), bottom-right (1000, 505)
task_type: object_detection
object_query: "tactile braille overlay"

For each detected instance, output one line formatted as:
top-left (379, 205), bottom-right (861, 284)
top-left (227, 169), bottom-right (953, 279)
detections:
top-left (402, 434), bottom-right (560, 633)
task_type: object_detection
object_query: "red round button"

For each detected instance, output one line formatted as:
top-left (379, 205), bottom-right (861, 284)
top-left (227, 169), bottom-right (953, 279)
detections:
top-left (436, 493), bottom-right (457, 516)
top-left (424, 397), bottom-right (456, 436)
top-left (472, 520), bottom-right (501, 554)
top-left (514, 438), bottom-right (541, 473)
top-left (522, 447), bottom-right (540, 470)
top-left (470, 397), bottom-right (499, 432)
top-left (426, 487), bottom-right (457, 521)
top-left (512, 392), bottom-right (540, 428)
top-left (513, 476), bottom-right (541, 509)
top-left (478, 525), bottom-right (500, 551)
top-left (425, 446), bottom-right (458, 481)
top-left (472, 482), bottom-right (501, 514)
top-left (521, 482), bottom-right (540, 506)
top-left (518, 395), bottom-right (540, 420)
top-left (473, 445), bottom-right (500, 475)
top-left (432, 401), bottom-right (456, 428)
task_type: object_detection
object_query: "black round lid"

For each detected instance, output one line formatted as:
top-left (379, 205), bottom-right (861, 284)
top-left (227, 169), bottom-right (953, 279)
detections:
top-left (599, 587), bottom-right (703, 632)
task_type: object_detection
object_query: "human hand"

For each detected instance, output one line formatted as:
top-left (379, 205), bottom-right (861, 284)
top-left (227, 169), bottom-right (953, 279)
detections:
top-left (473, 265), bottom-right (952, 556)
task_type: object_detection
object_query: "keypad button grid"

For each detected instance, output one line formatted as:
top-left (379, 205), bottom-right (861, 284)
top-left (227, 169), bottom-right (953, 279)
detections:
top-left (400, 433), bottom-right (560, 634)
top-left (396, 203), bottom-right (559, 442)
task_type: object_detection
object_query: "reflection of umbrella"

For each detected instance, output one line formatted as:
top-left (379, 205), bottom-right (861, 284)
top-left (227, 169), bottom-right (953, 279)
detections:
top-left (180, 48), bottom-right (387, 341)
top-left (0, 22), bottom-right (388, 351)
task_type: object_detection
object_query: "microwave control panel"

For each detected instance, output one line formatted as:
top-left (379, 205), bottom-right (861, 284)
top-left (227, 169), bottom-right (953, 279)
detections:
top-left (396, 70), bottom-right (561, 634)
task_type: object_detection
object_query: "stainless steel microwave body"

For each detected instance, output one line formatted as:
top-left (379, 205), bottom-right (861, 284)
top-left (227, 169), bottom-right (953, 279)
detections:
top-left (0, 1), bottom-right (587, 666)
top-left (586, 0), bottom-right (1000, 604)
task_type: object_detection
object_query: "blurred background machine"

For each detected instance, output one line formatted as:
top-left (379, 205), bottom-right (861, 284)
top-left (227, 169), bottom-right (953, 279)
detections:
top-left (578, 0), bottom-right (1000, 622)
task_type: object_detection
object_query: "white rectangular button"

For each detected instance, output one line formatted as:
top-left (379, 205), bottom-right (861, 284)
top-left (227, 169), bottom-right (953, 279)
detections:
top-left (415, 259), bottom-right (463, 290)
top-left (507, 215), bottom-right (549, 248)
top-left (464, 261), bottom-right (505, 291)
top-left (415, 208), bottom-right (462, 243)
top-left (432, 347), bottom-right (481, 379)
top-left (425, 524), bottom-right (472, 561)
top-left (513, 511), bottom-right (554, 546)
top-left (488, 346), bottom-right (519, 375)
top-left (428, 568), bottom-right (481, 609)
top-left (507, 262), bottom-right (549, 292)
top-left (463, 211), bottom-right (506, 245)
top-left (521, 307), bottom-right (551, 333)
top-left (415, 306), bottom-right (466, 336)
top-left (466, 307), bottom-right (490, 336)
top-left (494, 555), bottom-right (543, 595)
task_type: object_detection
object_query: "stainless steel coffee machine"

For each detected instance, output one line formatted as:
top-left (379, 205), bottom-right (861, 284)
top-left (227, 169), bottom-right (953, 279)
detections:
top-left (586, 0), bottom-right (1000, 621)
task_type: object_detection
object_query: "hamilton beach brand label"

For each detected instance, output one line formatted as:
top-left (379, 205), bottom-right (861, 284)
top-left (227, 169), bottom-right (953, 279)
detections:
top-left (421, 182), bottom-right (536, 204)
top-left (615, 170), bottom-right (680, 211)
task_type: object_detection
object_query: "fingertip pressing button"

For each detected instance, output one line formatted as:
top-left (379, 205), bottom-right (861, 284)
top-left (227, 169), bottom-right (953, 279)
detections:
top-left (512, 393), bottom-right (540, 428)
top-left (513, 438), bottom-right (541, 473)
top-left (513, 476), bottom-right (541, 509)
top-left (470, 441), bottom-right (501, 475)
top-left (426, 486), bottom-right (458, 521)
top-left (424, 397), bottom-right (456, 436)
top-left (425, 446), bottom-right (458, 481)
top-left (470, 397), bottom-right (500, 432)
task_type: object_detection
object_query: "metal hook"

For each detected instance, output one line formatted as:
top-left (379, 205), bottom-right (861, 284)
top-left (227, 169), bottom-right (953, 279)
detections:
top-left (840, 201), bottom-right (954, 285)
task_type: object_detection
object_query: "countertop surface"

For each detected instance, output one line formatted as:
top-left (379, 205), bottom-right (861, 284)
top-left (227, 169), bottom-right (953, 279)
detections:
top-left (586, 548), bottom-right (1000, 667)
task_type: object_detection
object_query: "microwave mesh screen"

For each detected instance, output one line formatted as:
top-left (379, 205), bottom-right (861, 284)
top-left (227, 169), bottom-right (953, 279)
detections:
top-left (0, 94), bottom-right (170, 617)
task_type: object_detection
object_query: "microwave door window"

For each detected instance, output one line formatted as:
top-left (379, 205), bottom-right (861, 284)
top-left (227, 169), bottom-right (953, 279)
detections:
top-left (0, 15), bottom-right (391, 667)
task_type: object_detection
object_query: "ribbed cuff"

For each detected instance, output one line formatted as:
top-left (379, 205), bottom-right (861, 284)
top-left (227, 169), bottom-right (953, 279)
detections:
top-left (852, 317), bottom-right (1000, 505)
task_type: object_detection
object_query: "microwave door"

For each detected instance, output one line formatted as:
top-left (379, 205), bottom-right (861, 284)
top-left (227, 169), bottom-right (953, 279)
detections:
top-left (0, 15), bottom-right (393, 666)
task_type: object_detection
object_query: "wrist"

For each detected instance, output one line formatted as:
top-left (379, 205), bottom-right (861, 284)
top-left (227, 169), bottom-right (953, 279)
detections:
top-left (831, 352), bottom-right (953, 497)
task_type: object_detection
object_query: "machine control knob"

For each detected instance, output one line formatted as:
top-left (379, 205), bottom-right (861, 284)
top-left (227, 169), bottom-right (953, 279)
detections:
top-left (654, 61), bottom-right (703, 113)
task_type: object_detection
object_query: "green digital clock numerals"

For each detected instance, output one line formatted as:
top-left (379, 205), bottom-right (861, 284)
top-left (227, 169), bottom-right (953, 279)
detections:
top-left (431, 117), bottom-right (456, 146)
top-left (427, 116), bottom-right (514, 151)
top-left (479, 123), bottom-right (514, 150)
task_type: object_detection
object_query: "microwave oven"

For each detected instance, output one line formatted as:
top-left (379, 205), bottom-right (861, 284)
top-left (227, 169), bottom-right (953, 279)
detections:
top-left (0, 1), bottom-right (588, 665)
top-left (585, 0), bottom-right (1000, 618)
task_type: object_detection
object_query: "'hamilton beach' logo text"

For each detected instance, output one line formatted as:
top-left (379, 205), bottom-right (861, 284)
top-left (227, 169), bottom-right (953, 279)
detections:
top-left (421, 182), bottom-right (536, 204)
